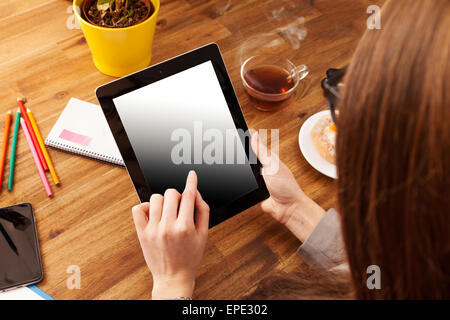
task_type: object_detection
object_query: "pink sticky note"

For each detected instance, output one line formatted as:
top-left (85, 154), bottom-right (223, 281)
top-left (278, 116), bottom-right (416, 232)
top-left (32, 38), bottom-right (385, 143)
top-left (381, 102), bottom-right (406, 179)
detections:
top-left (59, 129), bottom-right (91, 146)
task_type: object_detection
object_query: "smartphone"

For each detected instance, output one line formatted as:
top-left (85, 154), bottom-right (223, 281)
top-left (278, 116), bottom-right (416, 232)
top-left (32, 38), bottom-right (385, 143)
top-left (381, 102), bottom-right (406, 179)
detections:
top-left (0, 203), bottom-right (43, 292)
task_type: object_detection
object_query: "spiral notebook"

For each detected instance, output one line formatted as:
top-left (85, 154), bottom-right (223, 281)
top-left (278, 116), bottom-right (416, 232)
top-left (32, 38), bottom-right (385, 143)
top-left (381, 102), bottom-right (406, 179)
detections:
top-left (45, 98), bottom-right (124, 166)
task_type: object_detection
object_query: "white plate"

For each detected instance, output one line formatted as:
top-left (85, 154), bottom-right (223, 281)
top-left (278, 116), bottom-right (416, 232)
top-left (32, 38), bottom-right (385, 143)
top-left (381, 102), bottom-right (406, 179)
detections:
top-left (299, 110), bottom-right (337, 179)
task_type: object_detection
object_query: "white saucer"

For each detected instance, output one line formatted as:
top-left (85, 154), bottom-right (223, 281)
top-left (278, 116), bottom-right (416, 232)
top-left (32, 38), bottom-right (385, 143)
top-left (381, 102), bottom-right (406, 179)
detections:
top-left (298, 110), bottom-right (337, 179)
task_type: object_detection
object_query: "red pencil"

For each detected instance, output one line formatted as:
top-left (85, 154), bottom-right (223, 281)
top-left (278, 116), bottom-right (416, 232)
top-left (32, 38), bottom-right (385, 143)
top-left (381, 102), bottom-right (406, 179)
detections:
top-left (0, 110), bottom-right (12, 191)
top-left (17, 98), bottom-right (48, 171)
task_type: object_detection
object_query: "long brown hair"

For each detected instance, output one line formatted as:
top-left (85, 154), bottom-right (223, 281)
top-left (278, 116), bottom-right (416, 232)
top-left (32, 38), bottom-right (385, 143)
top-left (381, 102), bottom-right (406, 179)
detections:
top-left (338, 0), bottom-right (450, 299)
top-left (247, 264), bottom-right (353, 300)
top-left (248, 0), bottom-right (450, 299)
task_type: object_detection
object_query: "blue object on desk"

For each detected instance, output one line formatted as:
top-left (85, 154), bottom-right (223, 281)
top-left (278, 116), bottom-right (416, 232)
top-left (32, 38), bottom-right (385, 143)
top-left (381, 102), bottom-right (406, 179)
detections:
top-left (28, 285), bottom-right (54, 300)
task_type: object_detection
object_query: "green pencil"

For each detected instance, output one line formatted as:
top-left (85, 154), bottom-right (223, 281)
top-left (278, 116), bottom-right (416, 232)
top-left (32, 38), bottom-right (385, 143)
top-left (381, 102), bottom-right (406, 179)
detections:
top-left (7, 109), bottom-right (20, 190)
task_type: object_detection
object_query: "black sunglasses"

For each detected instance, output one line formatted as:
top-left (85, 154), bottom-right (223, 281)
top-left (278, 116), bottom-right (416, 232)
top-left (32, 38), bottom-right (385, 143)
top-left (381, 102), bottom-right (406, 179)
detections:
top-left (321, 65), bottom-right (348, 124)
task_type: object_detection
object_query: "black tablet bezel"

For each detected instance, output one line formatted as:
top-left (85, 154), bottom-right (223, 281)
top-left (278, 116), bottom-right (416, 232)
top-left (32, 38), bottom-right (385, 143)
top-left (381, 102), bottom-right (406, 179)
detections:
top-left (96, 43), bottom-right (269, 227)
top-left (0, 203), bottom-right (43, 292)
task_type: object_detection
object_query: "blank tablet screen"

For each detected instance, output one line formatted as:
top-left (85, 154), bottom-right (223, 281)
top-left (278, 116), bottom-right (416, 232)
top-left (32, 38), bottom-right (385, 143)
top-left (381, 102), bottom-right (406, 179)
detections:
top-left (112, 61), bottom-right (259, 209)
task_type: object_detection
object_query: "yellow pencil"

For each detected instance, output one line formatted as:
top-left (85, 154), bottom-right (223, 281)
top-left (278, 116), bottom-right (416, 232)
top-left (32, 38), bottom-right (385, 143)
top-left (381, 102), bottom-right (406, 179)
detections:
top-left (27, 108), bottom-right (60, 185)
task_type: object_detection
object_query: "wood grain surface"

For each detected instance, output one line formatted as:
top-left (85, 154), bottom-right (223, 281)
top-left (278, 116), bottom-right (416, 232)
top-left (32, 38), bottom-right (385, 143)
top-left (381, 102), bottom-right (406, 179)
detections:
top-left (0, 0), bottom-right (383, 299)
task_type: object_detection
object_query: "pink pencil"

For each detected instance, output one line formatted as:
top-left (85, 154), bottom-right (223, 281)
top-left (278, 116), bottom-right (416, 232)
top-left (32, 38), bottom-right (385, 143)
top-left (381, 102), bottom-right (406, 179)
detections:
top-left (20, 118), bottom-right (53, 197)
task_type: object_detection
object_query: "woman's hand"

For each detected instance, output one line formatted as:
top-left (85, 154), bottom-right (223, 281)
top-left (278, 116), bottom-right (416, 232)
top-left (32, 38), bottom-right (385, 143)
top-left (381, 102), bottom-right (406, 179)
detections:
top-left (251, 132), bottom-right (326, 242)
top-left (132, 171), bottom-right (210, 300)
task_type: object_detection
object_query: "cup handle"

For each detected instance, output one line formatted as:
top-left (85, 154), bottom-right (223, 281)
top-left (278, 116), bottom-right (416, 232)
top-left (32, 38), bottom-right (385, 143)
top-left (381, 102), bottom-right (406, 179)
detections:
top-left (295, 64), bottom-right (309, 81)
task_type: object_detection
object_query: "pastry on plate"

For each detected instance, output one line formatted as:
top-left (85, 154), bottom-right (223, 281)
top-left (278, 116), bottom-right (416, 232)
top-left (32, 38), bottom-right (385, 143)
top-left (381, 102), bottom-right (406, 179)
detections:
top-left (310, 115), bottom-right (336, 164)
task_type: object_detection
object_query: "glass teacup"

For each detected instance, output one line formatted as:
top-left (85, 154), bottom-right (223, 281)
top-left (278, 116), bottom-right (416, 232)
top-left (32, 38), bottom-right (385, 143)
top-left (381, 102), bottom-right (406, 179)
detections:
top-left (241, 55), bottom-right (309, 111)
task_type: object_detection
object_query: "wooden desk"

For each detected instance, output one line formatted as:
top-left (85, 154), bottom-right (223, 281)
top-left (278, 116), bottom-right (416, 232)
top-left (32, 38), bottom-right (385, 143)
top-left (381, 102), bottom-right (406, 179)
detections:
top-left (0, 0), bottom-right (383, 299)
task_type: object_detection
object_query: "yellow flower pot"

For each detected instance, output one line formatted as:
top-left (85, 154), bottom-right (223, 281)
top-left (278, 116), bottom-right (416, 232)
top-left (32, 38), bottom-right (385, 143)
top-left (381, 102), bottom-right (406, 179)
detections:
top-left (73, 0), bottom-right (160, 77)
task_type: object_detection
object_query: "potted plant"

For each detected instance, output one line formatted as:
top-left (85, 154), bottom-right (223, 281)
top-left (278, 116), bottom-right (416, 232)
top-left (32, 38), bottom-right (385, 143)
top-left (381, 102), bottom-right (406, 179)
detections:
top-left (73, 0), bottom-right (160, 77)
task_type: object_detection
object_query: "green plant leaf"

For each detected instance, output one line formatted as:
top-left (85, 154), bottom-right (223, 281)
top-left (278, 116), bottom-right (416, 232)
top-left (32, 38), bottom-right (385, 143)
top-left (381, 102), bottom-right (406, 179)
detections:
top-left (97, 0), bottom-right (113, 11)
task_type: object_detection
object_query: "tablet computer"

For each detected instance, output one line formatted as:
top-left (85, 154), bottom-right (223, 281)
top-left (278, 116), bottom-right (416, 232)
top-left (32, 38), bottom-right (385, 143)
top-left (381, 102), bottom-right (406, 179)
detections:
top-left (96, 43), bottom-right (269, 227)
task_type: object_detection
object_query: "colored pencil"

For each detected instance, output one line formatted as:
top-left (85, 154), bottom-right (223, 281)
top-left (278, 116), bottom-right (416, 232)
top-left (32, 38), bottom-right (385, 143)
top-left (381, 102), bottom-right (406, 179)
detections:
top-left (7, 109), bottom-right (21, 191)
top-left (16, 98), bottom-right (48, 171)
top-left (27, 108), bottom-right (60, 185)
top-left (20, 118), bottom-right (53, 197)
top-left (0, 110), bottom-right (12, 191)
